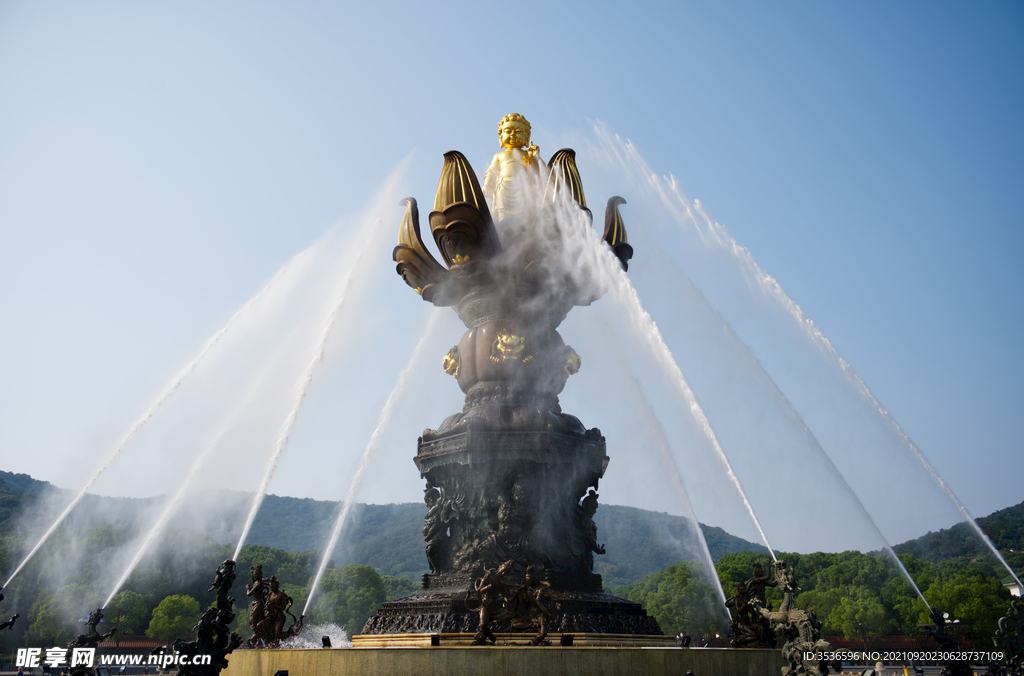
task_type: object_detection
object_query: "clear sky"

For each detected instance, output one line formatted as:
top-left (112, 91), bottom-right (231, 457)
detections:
top-left (1, 1), bottom-right (1021, 554)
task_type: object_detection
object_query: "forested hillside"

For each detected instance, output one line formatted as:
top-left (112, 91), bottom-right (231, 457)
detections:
top-left (611, 505), bottom-right (1024, 639)
top-left (2, 470), bottom-right (1020, 652)
top-left (894, 501), bottom-right (1024, 572)
top-left (0, 471), bottom-right (766, 586)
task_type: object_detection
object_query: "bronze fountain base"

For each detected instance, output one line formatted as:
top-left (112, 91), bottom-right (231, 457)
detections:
top-left (360, 416), bottom-right (661, 638)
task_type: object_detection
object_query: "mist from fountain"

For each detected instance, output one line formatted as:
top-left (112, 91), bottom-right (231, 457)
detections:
top-left (585, 309), bottom-right (728, 608)
top-left (232, 217), bottom-right (389, 561)
top-left (2, 245), bottom-right (317, 589)
top-left (647, 246), bottom-right (930, 606)
top-left (595, 242), bottom-right (776, 558)
top-left (103, 358), bottom-right (278, 607)
top-left (626, 374), bottom-right (730, 606)
top-left (491, 181), bottom-right (782, 587)
top-left (303, 309), bottom-right (440, 616)
top-left (279, 622), bottom-right (350, 649)
top-left (591, 125), bottom-right (1020, 588)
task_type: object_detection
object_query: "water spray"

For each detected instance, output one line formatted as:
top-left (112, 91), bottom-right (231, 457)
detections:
top-left (694, 180), bottom-right (1019, 591)
top-left (597, 125), bottom-right (1020, 590)
top-left (304, 310), bottom-right (439, 616)
top-left (627, 375), bottom-right (729, 606)
top-left (587, 310), bottom-right (728, 606)
top-left (590, 238), bottom-right (776, 559)
top-left (232, 219), bottom-right (385, 561)
top-left (651, 247), bottom-right (931, 607)
top-left (2, 247), bottom-right (314, 588)
top-left (103, 359), bottom-right (276, 607)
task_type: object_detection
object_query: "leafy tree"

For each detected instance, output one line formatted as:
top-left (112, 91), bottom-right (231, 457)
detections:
top-left (613, 561), bottom-right (727, 636)
top-left (382, 574), bottom-right (416, 600)
top-left (924, 562), bottom-right (1011, 636)
top-left (146, 595), bottom-right (200, 640)
top-left (880, 574), bottom-right (929, 636)
top-left (715, 551), bottom-right (780, 607)
top-left (107, 590), bottom-right (150, 636)
top-left (308, 565), bottom-right (387, 634)
top-left (24, 594), bottom-right (74, 648)
top-left (795, 588), bottom-right (844, 624)
top-left (826, 586), bottom-right (891, 639)
top-left (235, 545), bottom-right (321, 589)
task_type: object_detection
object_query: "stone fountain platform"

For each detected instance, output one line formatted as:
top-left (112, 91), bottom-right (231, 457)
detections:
top-left (221, 645), bottom-right (787, 676)
top-left (351, 631), bottom-right (674, 647)
top-left (361, 583), bottom-right (662, 635)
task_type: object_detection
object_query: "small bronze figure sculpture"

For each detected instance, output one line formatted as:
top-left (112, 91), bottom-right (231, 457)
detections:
top-left (726, 580), bottom-right (758, 647)
top-left (0, 613), bottom-right (18, 631)
top-left (72, 607), bottom-right (118, 648)
top-left (748, 561), bottom-right (777, 611)
top-left (726, 560), bottom-right (776, 648)
top-left (774, 560), bottom-right (799, 613)
top-left (256, 577), bottom-right (303, 643)
top-left (64, 606), bottom-right (118, 669)
top-left (924, 608), bottom-right (973, 676)
top-left (985, 598), bottom-right (1024, 676)
top-left (247, 573), bottom-right (303, 647)
top-left (468, 560), bottom-right (516, 645)
top-left (508, 566), bottom-right (553, 645)
top-left (750, 562), bottom-right (831, 676)
top-left (423, 487), bottom-right (451, 574)
top-left (174, 559), bottom-right (243, 676)
top-left (0, 585), bottom-right (15, 632)
top-left (208, 559), bottom-right (236, 608)
top-left (245, 564), bottom-right (269, 638)
top-left (576, 489), bottom-right (607, 565)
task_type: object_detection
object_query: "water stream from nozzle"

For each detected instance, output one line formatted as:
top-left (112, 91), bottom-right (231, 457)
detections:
top-left (303, 310), bottom-right (439, 616)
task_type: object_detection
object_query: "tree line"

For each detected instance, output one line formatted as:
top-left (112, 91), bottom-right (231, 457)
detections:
top-left (0, 522), bottom-right (415, 654)
top-left (610, 549), bottom-right (1016, 639)
top-left (1, 470), bottom-right (1020, 653)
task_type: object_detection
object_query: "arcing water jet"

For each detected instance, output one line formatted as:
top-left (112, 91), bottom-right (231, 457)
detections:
top-left (3, 246), bottom-right (315, 588)
top-left (596, 125), bottom-right (1020, 589)
top-left (232, 217), bottom-right (387, 561)
top-left (594, 236), bottom-right (777, 560)
top-left (586, 310), bottom-right (728, 607)
top-left (304, 310), bottom-right (440, 616)
top-left (104, 360), bottom-right (276, 607)
top-left (649, 246), bottom-right (930, 606)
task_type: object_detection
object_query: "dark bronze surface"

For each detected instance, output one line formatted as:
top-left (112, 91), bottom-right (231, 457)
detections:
top-left (985, 598), bottom-right (1024, 676)
top-left (368, 133), bottom-right (654, 637)
top-left (172, 559), bottom-right (244, 676)
top-left (245, 564), bottom-right (304, 646)
top-left (924, 607), bottom-right (975, 676)
top-left (745, 561), bottom-right (833, 676)
top-left (70, 607), bottom-right (117, 649)
top-left (0, 585), bottom-right (16, 632)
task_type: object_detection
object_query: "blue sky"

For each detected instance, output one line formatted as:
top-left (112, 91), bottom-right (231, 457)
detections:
top-left (0, 1), bottom-right (1021, 553)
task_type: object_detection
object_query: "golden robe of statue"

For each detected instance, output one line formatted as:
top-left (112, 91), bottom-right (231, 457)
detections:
top-left (483, 113), bottom-right (545, 222)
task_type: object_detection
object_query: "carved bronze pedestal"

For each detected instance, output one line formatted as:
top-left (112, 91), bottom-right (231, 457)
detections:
top-left (361, 116), bottom-right (656, 638)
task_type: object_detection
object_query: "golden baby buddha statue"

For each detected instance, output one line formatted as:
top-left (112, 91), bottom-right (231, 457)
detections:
top-left (483, 113), bottom-right (545, 222)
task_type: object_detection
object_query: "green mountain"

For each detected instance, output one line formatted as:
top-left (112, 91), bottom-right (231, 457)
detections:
top-left (894, 501), bottom-right (1024, 572)
top-left (5, 470), bottom-right (1020, 587)
top-left (0, 471), bottom-right (764, 586)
